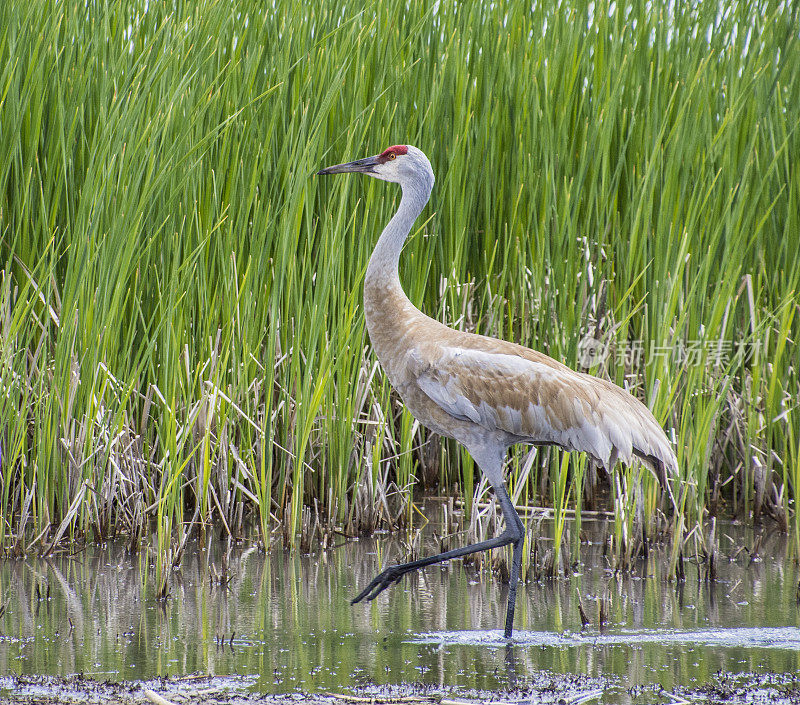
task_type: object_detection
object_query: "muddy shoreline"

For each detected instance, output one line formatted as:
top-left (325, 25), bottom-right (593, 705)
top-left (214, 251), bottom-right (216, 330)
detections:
top-left (3, 671), bottom-right (800, 704)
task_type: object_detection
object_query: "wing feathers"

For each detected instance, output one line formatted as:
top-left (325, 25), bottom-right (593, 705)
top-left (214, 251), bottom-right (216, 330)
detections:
top-left (414, 345), bottom-right (677, 480)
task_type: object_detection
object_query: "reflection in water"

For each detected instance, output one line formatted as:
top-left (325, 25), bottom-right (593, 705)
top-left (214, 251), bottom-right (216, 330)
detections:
top-left (0, 513), bottom-right (798, 697)
top-left (503, 643), bottom-right (519, 689)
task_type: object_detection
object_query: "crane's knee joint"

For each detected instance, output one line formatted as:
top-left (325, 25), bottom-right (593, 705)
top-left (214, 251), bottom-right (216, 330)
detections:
top-left (503, 522), bottom-right (525, 544)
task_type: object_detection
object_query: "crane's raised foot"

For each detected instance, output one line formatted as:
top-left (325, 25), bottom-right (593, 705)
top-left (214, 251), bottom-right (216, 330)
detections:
top-left (351, 563), bottom-right (417, 604)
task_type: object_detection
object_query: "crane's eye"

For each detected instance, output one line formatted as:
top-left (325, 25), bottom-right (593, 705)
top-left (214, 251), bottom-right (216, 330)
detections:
top-left (388, 153), bottom-right (396, 160)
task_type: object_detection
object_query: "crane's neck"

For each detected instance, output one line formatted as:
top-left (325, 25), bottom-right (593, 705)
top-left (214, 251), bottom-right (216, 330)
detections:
top-left (363, 176), bottom-right (434, 368)
top-left (364, 178), bottom-right (432, 296)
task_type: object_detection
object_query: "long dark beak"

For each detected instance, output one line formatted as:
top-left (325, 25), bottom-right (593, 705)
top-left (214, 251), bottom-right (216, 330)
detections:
top-left (317, 155), bottom-right (379, 176)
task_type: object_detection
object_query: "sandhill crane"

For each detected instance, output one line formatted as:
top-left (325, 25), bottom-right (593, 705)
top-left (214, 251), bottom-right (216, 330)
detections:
top-left (317, 144), bottom-right (678, 639)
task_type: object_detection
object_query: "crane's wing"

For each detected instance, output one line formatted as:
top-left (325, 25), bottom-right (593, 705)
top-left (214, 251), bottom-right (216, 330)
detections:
top-left (412, 345), bottom-right (678, 485)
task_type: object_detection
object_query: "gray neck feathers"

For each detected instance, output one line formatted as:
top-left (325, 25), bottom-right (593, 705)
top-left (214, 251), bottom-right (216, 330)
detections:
top-left (365, 176), bottom-right (433, 290)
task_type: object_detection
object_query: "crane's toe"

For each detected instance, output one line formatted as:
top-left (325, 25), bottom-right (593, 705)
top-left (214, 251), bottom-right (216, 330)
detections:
top-left (351, 565), bottom-right (409, 604)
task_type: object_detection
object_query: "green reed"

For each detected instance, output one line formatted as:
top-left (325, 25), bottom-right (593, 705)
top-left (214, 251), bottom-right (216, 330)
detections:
top-left (0, 0), bottom-right (797, 573)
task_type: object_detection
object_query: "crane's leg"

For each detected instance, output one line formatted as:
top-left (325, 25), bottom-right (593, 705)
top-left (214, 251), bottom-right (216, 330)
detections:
top-left (503, 498), bottom-right (525, 638)
top-left (352, 482), bottom-right (526, 637)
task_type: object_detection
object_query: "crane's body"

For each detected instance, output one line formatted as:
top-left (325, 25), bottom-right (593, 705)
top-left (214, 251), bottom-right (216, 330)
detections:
top-left (318, 144), bottom-right (678, 638)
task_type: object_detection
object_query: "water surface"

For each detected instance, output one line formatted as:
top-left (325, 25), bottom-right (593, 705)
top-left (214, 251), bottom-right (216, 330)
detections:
top-left (0, 508), bottom-right (798, 701)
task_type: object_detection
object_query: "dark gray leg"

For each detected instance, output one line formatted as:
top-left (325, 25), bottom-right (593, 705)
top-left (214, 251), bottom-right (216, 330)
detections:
top-left (353, 482), bottom-right (525, 638)
top-left (498, 484), bottom-right (525, 638)
top-left (352, 530), bottom-right (515, 604)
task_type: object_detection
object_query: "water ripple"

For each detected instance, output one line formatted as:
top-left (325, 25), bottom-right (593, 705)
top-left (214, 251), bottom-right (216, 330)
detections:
top-left (410, 627), bottom-right (800, 650)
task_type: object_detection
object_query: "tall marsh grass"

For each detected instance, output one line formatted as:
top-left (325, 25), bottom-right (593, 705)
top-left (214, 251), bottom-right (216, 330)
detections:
top-left (0, 0), bottom-right (798, 570)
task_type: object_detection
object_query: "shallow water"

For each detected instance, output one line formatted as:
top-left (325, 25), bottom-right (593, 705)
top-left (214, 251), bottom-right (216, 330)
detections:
top-left (0, 508), bottom-right (798, 702)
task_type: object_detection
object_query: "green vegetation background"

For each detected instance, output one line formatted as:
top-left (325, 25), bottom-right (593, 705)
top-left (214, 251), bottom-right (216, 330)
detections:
top-left (0, 0), bottom-right (798, 561)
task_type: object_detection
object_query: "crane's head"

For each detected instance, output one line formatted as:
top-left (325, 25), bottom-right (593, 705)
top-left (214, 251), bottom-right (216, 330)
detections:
top-left (317, 145), bottom-right (434, 192)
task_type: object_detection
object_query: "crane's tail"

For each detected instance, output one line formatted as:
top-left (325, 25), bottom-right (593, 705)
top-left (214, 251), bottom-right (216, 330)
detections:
top-left (633, 448), bottom-right (681, 515)
top-left (594, 378), bottom-right (681, 514)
